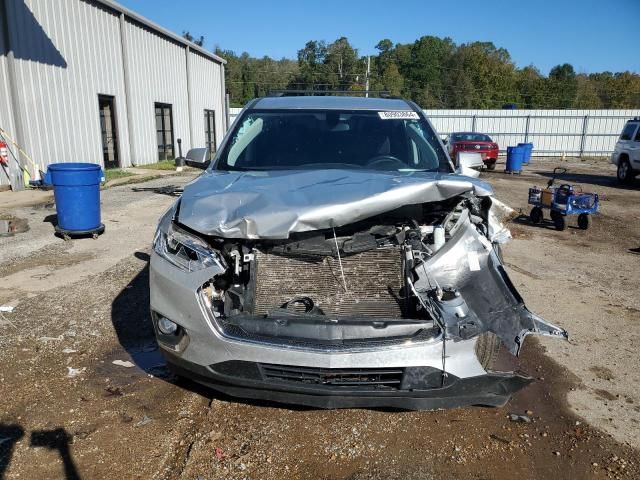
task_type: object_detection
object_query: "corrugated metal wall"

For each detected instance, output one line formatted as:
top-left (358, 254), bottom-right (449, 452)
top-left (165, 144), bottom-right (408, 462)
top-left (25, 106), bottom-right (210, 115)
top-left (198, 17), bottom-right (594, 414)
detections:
top-left (0, 7), bottom-right (16, 186)
top-left (188, 49), bottom-right (225, 151)
top-left (0, 0), bottom-right (225, 185)
top-left (228, 107), bottom-right (640, 157)
top-left (123, 19), bottom-right (190, 165)
top-left (3, 0), bottom-right (130, 171)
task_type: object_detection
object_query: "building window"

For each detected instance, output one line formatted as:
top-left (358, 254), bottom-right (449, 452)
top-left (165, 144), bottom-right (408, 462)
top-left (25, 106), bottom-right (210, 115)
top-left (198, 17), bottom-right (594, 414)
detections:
top-left (155, 103), bottom-right (174, 160)
top-left (204, 110), bottom-right (216, 160)
top-left (98, 95), bottom-right (119, 169)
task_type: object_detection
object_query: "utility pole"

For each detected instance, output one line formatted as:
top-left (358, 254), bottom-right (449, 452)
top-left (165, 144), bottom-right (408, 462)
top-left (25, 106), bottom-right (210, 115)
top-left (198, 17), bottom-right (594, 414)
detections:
top-left (365, 56), bottom-right (370, 97)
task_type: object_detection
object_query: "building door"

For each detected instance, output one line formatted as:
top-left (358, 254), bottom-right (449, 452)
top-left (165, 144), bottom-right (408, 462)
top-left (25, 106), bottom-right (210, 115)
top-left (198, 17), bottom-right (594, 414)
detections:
top-left (155, 103), bottom-right (174, 161)
top-left (204, 110), bottom-right (216, 161)
top-left (98, 95), bottom-right (119, 169)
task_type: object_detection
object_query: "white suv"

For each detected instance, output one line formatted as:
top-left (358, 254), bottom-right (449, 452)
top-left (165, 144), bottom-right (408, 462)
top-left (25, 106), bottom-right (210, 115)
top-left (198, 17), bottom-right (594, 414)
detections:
top-left (611, 117), bottom-right (640, 184)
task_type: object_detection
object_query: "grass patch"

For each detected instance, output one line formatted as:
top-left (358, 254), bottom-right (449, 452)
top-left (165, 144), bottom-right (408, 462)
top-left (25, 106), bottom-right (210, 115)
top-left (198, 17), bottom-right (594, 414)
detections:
top-left (104, 169), bottom-right (135, 181)
top-left (137, 160), bottom-right (176, 171)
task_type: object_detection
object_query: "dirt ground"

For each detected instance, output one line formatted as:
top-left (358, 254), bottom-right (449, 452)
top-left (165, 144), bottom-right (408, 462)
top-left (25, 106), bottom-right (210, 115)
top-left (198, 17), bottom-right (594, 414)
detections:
top-left (0, 159), bottom-right (639, 480)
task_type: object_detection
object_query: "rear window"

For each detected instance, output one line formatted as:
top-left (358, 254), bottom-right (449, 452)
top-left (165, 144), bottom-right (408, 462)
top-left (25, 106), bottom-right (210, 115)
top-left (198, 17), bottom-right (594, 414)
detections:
top-left (620, 123), bottom-right (638, 141)
top-left (453, 133), bottom-right (492, 142)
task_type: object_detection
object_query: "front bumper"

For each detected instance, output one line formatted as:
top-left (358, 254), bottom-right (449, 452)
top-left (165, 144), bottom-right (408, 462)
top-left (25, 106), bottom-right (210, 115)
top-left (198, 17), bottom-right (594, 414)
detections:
top-left (164, 351), bottom-right (532, 409)
top-left (150, 251), bottom-right (533, 409)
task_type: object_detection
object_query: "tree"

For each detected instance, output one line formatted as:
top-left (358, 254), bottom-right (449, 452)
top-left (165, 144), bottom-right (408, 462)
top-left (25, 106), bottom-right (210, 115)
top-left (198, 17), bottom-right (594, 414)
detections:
top-left (403, 36), bottom-right (455, 107)
top-left (574, 74), bottom-right (602, 108)
top-left (444, 42), bottom-right (518, 108)
top-left (324, 37), bottom-right (360, 90)
top-left (182, 31), bottom-right (204, 47)
top-left (549, 63), bottom-right (577, 108)
top-left (215, 35), bottom-right (640, 109)
top-left (294, 40), bottom-right (328, 90)
top-left (291, 38), bottom-right (361, 91)
top-left (380, 63), bottom-right (404, 96)
top-left (374, 38), bottom-right (394, 75)
top-left (517, 66), bottom-right (546, 108)
top-left (217, 47), bottom-right (298, 106)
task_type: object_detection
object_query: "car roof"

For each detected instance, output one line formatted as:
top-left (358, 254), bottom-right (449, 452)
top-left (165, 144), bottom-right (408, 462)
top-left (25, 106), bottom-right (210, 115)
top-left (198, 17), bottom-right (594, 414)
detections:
top-left (251, 95), bottom-right (414, 111)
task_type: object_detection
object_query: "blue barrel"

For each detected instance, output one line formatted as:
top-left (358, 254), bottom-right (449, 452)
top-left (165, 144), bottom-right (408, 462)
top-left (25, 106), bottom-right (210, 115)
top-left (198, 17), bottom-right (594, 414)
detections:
top-left (46, 163), bottom-right (104, 234)
top-left (506, 146), bottom-right (525, 173)
top-left (518, 142), bottom-right (534, 164)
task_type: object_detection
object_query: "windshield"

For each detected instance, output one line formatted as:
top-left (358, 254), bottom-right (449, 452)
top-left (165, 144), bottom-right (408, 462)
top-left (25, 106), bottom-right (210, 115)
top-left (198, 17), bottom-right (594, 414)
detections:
top-left (452, 133), bottom-right (492, 142)
top-left (215, 110), bottom-right (451, 172)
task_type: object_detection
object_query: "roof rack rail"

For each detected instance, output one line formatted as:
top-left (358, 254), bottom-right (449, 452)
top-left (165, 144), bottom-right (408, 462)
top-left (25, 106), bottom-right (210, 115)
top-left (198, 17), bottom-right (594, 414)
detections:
top-left (267, 90), bottom-right (398, 99)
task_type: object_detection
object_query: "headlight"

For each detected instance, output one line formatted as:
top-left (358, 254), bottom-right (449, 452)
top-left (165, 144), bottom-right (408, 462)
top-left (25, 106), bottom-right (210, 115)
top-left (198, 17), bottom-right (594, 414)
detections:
top-left (153, 221), bottom-right (222, 272)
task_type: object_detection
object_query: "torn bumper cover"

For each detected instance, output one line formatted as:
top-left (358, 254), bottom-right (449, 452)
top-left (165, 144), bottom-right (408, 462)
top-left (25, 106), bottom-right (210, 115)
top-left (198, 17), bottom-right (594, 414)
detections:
top-left (164, 354), bottom-right (533, 410)
top-left (150, 169), bottom-right (568, 410)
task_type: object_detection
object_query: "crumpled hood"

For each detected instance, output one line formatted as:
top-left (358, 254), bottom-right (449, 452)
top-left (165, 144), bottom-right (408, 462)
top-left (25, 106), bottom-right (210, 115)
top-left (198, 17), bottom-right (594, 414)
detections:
top-left (178, 169), bottom-right (493, 239)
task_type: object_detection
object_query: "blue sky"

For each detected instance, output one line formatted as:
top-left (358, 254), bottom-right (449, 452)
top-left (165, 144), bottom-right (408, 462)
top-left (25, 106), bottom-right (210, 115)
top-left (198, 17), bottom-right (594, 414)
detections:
top-left (117, 0), bottom-right (640, 75)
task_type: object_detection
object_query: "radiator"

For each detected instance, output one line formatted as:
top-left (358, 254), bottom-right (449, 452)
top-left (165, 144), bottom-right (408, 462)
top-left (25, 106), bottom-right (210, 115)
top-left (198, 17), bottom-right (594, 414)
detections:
top-left (252, 248), bottom-right (405, 318)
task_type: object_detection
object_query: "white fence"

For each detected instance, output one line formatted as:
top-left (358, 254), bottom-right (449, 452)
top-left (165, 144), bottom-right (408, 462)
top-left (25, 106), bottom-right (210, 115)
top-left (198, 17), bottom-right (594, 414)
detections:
top-left (229, 107), bottom-right (640, 157)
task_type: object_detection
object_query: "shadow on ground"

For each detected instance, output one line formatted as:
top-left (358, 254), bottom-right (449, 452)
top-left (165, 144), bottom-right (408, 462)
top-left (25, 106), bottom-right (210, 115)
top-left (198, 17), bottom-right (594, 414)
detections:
top-left (533, 170), bottom-right (639, 190)
top-left (109, 252), bottom-right (168, 377)
top-left (512, 213), bottom-right (583, 231)
top-left (1, 424), bottom-right (80, 480)
top-left (108, 252), bottom-right (321, 411)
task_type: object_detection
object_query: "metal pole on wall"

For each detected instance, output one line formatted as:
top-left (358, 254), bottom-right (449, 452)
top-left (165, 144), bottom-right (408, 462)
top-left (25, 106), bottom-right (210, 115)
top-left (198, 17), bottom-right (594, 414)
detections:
top-left (2, 0), bottom-right (25, 190)
top-left (471, 115), bottom-right (477, 132)
top-left (524, 115), bottom-right (531, 143)
top-left (119, 12), bottom-right (137, 167)
top-left (185, 46), bottom-right (195, 149)
top-left (579, 115), bottom-right (589, 158)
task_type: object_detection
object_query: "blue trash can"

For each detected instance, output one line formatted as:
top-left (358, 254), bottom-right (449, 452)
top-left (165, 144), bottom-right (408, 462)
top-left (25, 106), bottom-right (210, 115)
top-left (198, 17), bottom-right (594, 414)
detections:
top-left (505, 146), bottom-right (525, 173)
top-left (518, 142), bottom-right (534, 165)
top-left (45, 163), bottom-right (105, 237)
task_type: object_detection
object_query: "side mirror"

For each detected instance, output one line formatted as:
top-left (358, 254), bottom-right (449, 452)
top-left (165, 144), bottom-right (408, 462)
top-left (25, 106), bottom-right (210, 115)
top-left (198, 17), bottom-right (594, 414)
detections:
top-left (183, 148), bottom-right (210, 169)
top-left (456, 152), bottom-right (483, 178)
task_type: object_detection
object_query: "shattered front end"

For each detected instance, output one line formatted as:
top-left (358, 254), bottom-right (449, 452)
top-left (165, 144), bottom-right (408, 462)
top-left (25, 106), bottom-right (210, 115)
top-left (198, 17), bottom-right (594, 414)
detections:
top-left (150, 171), bottom-right (567, 410)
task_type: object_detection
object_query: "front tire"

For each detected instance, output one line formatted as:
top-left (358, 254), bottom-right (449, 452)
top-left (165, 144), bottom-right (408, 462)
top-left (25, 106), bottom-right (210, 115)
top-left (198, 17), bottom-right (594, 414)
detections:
top-left (486, 161), bottom-right (496, 171)
top-left (578, 213), bottom-right (591, 230)
top-left (530, 206), bottom-right (543, 224)
top-left (551, 211), bottom-right (567, 231)
top-left (475, 332), bottom-right (501, 371)
top-left (617, 158), bottom-right (633, 184)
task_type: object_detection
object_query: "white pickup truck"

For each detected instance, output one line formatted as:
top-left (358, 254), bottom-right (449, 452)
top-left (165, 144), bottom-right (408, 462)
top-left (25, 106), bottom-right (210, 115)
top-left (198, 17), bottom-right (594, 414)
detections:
top-left (611, 117), bottom-right (640, 184)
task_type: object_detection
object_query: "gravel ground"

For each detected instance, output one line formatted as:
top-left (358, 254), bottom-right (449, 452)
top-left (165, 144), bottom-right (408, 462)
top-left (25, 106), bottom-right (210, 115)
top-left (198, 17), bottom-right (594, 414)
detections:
top-left (0, 160), bottom-right (639, 479)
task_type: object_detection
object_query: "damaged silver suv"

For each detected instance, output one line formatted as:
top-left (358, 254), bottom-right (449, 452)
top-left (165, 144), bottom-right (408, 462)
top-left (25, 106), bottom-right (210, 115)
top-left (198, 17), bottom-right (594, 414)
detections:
top-left (150, 95), bottom-right (567, 409)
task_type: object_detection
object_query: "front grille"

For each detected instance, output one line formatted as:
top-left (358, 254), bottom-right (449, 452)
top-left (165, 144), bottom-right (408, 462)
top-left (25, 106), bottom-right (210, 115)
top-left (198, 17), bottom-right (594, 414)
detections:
top-left (253, 248), bottom-right (405, 318)
top-left (259, 364), bottom-right (404, 390)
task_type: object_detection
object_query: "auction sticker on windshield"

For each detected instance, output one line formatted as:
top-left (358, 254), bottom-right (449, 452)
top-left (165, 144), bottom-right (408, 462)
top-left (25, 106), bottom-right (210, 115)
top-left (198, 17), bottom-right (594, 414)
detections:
top-left (378, 111), bottom-right (420, 120)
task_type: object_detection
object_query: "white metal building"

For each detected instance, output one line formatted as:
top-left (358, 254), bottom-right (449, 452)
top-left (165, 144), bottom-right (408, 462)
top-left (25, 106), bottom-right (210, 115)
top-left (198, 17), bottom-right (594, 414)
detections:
top-left (0, 0), bottom-right (227, 187)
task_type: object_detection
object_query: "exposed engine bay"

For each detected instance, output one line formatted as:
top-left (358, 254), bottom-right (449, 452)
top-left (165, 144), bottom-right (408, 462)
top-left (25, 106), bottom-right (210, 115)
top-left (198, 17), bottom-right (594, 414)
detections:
top-left (193, 194), bottom-right (567, 356)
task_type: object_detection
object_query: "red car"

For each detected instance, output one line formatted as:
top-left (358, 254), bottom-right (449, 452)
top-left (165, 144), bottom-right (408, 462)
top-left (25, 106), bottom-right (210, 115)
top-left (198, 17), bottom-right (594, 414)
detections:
top-left (445, 132), bottom-right (499, 170)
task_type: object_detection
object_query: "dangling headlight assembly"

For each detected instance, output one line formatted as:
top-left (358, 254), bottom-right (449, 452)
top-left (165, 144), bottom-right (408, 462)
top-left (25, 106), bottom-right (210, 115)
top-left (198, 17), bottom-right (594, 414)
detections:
top-left (153, 220), bottom-right (223, 272)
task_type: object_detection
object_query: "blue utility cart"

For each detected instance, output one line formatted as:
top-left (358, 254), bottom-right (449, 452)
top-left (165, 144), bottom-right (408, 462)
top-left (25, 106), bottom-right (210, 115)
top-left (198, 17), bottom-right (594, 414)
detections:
top-left (528, 168), bottom-right (599, 231)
